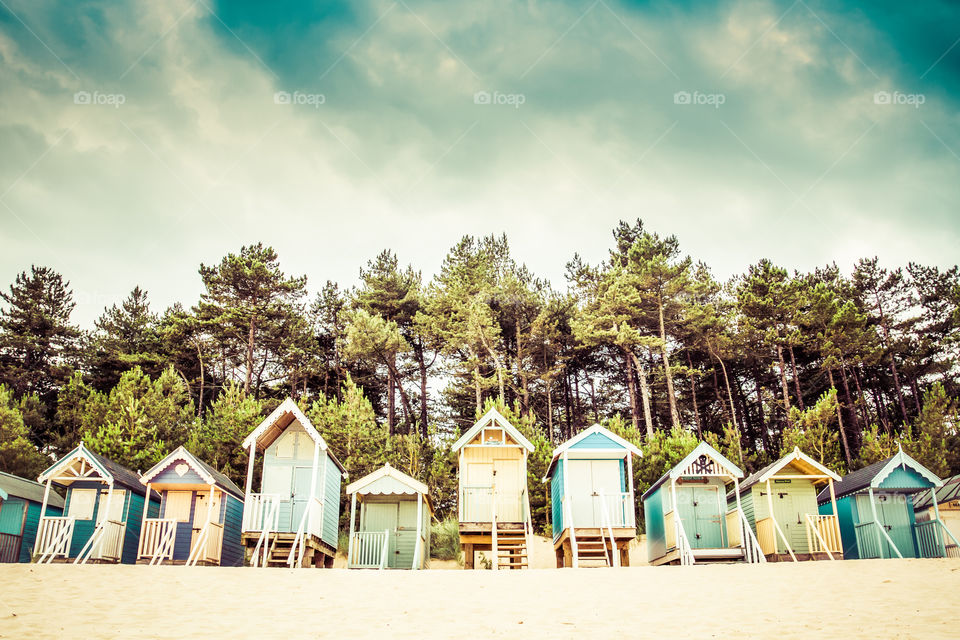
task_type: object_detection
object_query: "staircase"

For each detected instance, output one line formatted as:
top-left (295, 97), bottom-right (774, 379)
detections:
top-left (574, 531), bottom-right (612, 567)
top-left (495, 529), bottom-right (529, 570)
top-left (260, 533), bottom-right (298, 567)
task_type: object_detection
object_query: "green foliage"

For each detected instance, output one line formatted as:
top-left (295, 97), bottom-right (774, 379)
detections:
top-left (908, 383), bottom-right (957, 476)
top-left (430, 516), bottom-right (462, 562)
top-left (782, 389), bottom-right (847, 474)
top-left (187, 382), bottom-right (263, 485)
top-left (857, 424), bottom-right (905, 467)
top-left (635, 427), bottom-right (700, 501)
top-left (0, 384), bottom-right (49, 480)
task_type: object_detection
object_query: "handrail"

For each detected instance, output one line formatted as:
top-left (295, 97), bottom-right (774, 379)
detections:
top-left (140, 518), bottom-right (177, 564)
top-left (349, 530), bottom-right (389, 568)
top-left (739, 509), bottom-right (766, 564)
top-left (674, 511), bottom-right (695, 566)
top-left (563, 496), bottom-right (579, 568)
top-left (287, 497), bottom-right (323, 568)
top-left (150, 521), bottom-right (176, 566)
top-left (491, 482), bottom-right (499, 571)
top-left (596, 490), bottom-right (618, 567)
top-left (378, 528), bottom-right (389, 570)
top-left (76, 519), bottom-right (123, 565)
top-left (250, 497), bottom-right (281, 568)
top-left (768, 516), bottom-right (797, 562)
top-left (37, 516), bottom-right (74, 564)
top-left (915, 519), bottom-right (946, 559)
top-left (804, 514), bottom-right (837, 560)
top-left (523, 486), bottom-right (534, 566)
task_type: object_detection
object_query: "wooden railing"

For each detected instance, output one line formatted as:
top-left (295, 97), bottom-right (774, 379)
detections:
top-left (854, 521), bottom-right (882, 559)
top-left (188, 521), bottom-right (224, 566)
top-left (594, 491), bottom-right (634, 529)
top-left (139, 518), bottom-right (177, 563)
top-left (460, 485), bottom-right (493, 522)
top-left (83, 520), bottom-right (124, 563)
top-left (725, 510), bottom-right (741, 548)
top-left (287, 497), bottom-right (323, 568)
top-left (738, 509), bottom-right (766, 564)
top-left (563, 496), bottom-right (579, 568)
top-left (756, 517), bottom-right (776, 556)
top-left (349, 530), bottom-right (389, 569)
top-left (242, 493), bottom-right (284, 532)
top-left (674, 510), bottom-right (695, 565)
top-left (0, 532), bottom-right (21, 563)
top-left (805, 514), bottom-right (841, 558)
top-left (916, 519), bottom-right (946, 559)
top-left (597, 490), bottom-right (618, 567)
top-left (36, 516), bottom-right (74, 563)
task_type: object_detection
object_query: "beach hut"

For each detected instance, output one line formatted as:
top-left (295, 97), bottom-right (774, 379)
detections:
top-left (454, 407), bottom-right (534, 570)
top-left (728, 447), bottom-right (843, 561)
top-left (817, 445), bottom-right (960, 559)
top-left (345, 464), bottom-right (432, 569)
top-left (642, 441), bottom-right (765, 565)
top-left (0, 471), bottom-right (66, 562)
top-left (34, 442), bottom-right (160, 564)
top-left (543, 424), bottom-right (642, 567)
top-left (913, 474), bottom-right (960, 557)
top-left (136, 447), bottom-right (245, 566)
top-left (240, 398), bottom-right (347, 568)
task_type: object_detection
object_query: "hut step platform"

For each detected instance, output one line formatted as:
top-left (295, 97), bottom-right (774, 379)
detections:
top-left (495, 532), bottom-right (529, 570)
top-left (242, 532), bottom-right (336, 568)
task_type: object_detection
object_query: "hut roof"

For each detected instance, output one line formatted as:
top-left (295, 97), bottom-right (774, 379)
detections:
top-left (346, 464), bottom-right (428, 496)
top-left (38, 443), bottom-right (154, 497)
top-left (140, 447), bottom-right (245, 500)
top-left (544, 424), bottom-right (642, 479)
top-left (914, 474), bottom-right (960, 510)
top-left (0, 471), bottom-right (65, 508)
top-left (452, 407), bottom-right (534, 453)
top-left (816, 445), bottom-right (941, 504)
top-left (641, 441), bottom-right (743, 501)
top-left (241, 398), bottom-right (346, 475)
top-left (732, 447), bottom-right (841, 497)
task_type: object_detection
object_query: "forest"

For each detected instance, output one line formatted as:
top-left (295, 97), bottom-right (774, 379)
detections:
top-left (1, 219), bottom-right (958, 532)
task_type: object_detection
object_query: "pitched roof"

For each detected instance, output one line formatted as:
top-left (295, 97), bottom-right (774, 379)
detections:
top-left (0, 471), bottom-right (65, 508)
top-left (346, 463), bottom-right (429, 496)
top-left (641, 441), bottom-right (744, 501)
top-left (544, 424), bottom-right (642, 479)
top-left (914, 474), bottom-right (960, 510)
top-left (140, 446), bottom-right (244, 500)
top-left (38, 443), bottom-right (153, 497)
top-left (733, 447), bottom-right (842, 497)
top-left (816, 446), bottom-right (942, 504)
top-left (452, 407), bottom-right (535, 452)
top-left (241, 398), bottom-right (346, 475)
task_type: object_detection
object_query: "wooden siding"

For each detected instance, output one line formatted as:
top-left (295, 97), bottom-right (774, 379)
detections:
top-left (22, 500), bottom-right (61, 562)
top-left (0, 497), bottom-right (24, 536)
top-left (550, 458), bottom-right (564, 539)
top-left (151, 462), bottom-right (207, 485)
top-left (220, 494), bottom-right (244, 567)
top-left (460, 444), bottom-right (526, 523)
top-left (64, 481), bottom-right (104, 558)
top-left (261, 419), bottom-right (321, 534)
top-left (359, 475), bottom-right (420, 496)
top-left (880, 466), bottom-right (935, 491)
top-left (172, 491), bottom-right (198, 561)
top-left (569, 432), bottom-right (620, 450)
top-left (122, 491), bottom-right (159, 564)
top-left (358, 496), bottom-right (426, 569)
top-left (322, 453), bottom-right (341, 548)
top-left (644, 485), bottom-right (666, 562)
top-left (822, 495), bottom-right (860, 559)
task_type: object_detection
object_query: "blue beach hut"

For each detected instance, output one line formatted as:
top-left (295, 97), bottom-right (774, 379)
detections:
top-left (137, 447), bottom-right (245, 566)
top-left (35, 442), bottom-right (160, 564)
top-left (0, 471), bottom-right (65, 562)
top-left (543, 424), bottom-right (642, 567)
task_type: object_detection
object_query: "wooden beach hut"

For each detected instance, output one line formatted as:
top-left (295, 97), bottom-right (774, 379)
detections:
top-left (642, 441), bottom-right (765, 565)
top-left (913, 474), bottom-right (960, 557)
top-left (817, 445), bottom-right (960, 560)
top-left (0, 471), bottom-right (65, 562)
top-left (345, 464), bottom-right (432, 569)
top-left (454, 407), bottom-right (534, 570)
top-left (240, 398), bottom-right (347, 568)
top-left (34, 442), bottom-right (160, 564)
top-left (728, 447), bottom-right (843, 561)
top-left (136, 447), bottom-right (245, 566)
top-left (543, 424), bottom-right (642, 567)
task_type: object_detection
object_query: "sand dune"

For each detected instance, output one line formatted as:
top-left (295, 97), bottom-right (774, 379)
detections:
top-left (2, 557), bottom-right (958, 639)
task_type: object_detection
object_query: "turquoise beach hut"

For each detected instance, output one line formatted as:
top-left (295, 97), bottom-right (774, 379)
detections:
top-left (240, 398), bottom-right (347, 568)
top-left (642, 441), bottom-right (765, 565)
top-left (544, 424), bottom-right (642, 567)
top-left (34, 442), bottom-right (160, 564)
top-left (816, 445), bottom-right (960, 559)
top-left (0, 471), bottom-right (65, 562)
top-left (136, 447), bottom-right (245, 566)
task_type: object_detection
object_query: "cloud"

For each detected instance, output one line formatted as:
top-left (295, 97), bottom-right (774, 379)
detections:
top-left (0, 0), bottom-right (958, 327)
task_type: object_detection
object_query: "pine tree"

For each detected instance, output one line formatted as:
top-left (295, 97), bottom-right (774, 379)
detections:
top-left (0, 384), bottom-right (49, 479)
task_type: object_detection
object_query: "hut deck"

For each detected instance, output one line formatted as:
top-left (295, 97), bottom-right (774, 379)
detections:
top-left (651, 547), bottom-right (746, 566)
top-left (241, 532), bottom-right (336, 568)
top-left (553, 528), bottom-right (634, 567)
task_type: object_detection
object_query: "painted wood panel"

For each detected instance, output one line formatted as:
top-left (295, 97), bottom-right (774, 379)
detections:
top-left (322, 453), bottom-right (341, 548)
top-left (550, 459), bottom-right (564, 539)
top-left (569, 432), bottom-right (620, 450)
top-left (644, 485), bottom-right (666, 562)
top-left (0, 497), bottom-right (24, 536)
top-left (221, 494), bottom-right (244, 567)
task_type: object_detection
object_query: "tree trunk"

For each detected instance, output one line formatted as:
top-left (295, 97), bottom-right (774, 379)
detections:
top-left (546, 377), bottom-right (554, 444)
top-left (658, 299), bottom-right (680, 428)
top-left (621, 348), bottom-right (640, 433)
top-left (384, 358), bottom-right (415, 432)
top-left (827, 368), bottom-right (852, 468)
top-left (473, 360), bottom-right (482, 416)
top-left (851, 364), bottom-right (871, 430)
top-left (776, 343), bottom-right (792, 422)
top-left (838, 361), bottom-right (860, 442)
top-left (563, 372), bottom-right (572, 440)
top-left (244, 317), bottom-right (256, 394)
top-left (417, 346), bottom-right (429, 438)
top-left (911, 376), bottom-right (923, 414)
top-left (516, 323), bottom-right (530, 413)
top-left (629, 352), bottom-right (655, 439)
top-left (788, 344), bottom-right (805, 411)
top-left (752, 364), bottom-right (771, 453)
top-left (196, 342), bottom-right (205, 418)
top-left (686, 351), bottom-right (702, 439)
top-left (387, 364), bottom-right (396, 436)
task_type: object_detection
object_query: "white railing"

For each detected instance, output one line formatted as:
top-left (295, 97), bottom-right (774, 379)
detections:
top-left (594, 491), bottom-right (634, 529)
top-left (242, 493), bottom-right (284, 532)
top-left (349, 530), bottom-right (389, 569)
top-left (674, 511), bottom-right (695, 565)
top-left (139, 518), bottom-right (177, 564)
top-left (460, 486), bottom-right (493, 522)
top-left (75, 519), bottom-right (124, 565)
top-left (187, 522), bottom-right (223, 566)
top-left (287, 497), bottom-right (324, 568)
top-left (250, 497), bottom-right (282, 568)
top-left (805, 514), bottom-right (841, 559)
top-left (36, 516), bottom-right (75, 563)
top-left (739, 509), bottom-right (766, 564)
top-left (563, 496), bottom-right (579, 568)
top-left (597, 490), bottom-right (618, 567)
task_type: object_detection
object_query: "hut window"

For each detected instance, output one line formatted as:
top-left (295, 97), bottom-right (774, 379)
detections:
top-left (67, 489), bottom-right (96, 520)
top-left (164, 491), bottom-right (193, 522)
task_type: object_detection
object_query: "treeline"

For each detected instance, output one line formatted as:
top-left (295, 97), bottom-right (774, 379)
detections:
top-left (1, 220), bottom-right (959, 528)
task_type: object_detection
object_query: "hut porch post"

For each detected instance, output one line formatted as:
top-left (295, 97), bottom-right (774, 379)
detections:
top-left (413, 492), bottom-right (423, 569)
top-left (347, 493), bottom-right (357, 568)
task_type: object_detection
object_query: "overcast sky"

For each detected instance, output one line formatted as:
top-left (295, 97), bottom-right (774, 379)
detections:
top-left (1, 0), bottom-right (959, 327)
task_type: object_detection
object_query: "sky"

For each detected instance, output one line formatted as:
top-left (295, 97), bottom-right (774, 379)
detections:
top-left (1, 0), bottom-right (959, 327)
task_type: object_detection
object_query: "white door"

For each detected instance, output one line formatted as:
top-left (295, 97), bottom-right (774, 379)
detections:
top-left (590, 461), bottom-right (622, 526)
top-left (568, 460), bottom-right (621, 527)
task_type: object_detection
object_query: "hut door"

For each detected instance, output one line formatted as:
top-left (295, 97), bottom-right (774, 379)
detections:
top-left (568, 461), bottom-right (595, 527)
top-left (771, 487), bottom-right (796, 554)
top-left (679, 486), bottom-right (722, 549)
top-left (464, 463), bottom-right (493, 521)
top-left (493, 459), bottom-right (521, 522)
top-left (291, 467), bottom-right (313, 531)
top-left (364, 503), bottom-right (399, 568)
top-left (876, 494), bottom-right (917, 559)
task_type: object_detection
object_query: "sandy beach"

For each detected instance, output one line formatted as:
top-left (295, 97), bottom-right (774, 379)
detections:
top-left (2, 556), bottom-right (958, 639)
